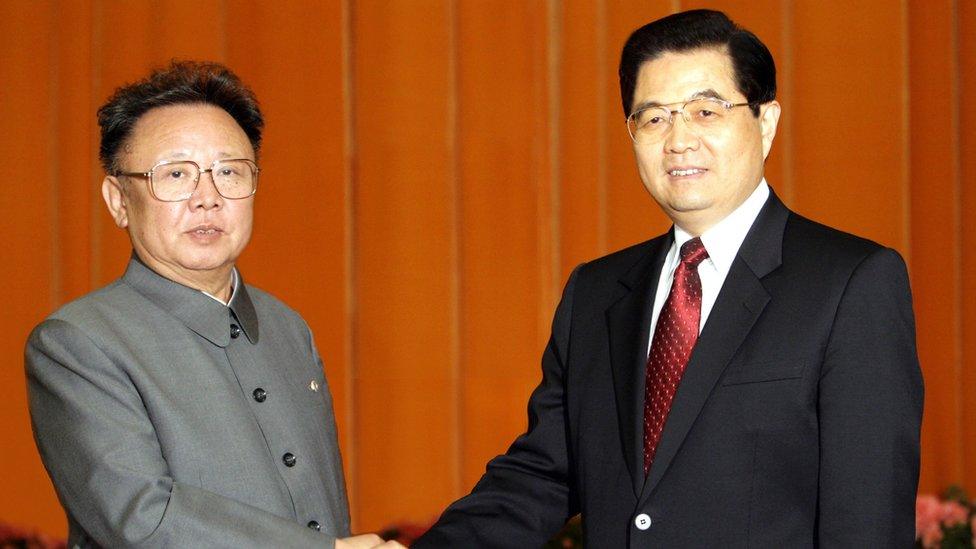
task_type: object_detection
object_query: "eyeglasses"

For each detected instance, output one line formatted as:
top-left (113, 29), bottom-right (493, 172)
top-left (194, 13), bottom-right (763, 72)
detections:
top-left (116, 158), bottom-right (260, 202)
top-left (626, 98), bottom-right (753, 143)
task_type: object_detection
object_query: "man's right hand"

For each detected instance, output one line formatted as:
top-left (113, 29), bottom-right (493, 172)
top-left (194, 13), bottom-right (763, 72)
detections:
top-left (335, 534), bottom-right (407, 549)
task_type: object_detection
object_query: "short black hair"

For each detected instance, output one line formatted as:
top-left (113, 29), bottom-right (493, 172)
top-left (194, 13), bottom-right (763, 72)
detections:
top-left (97, 60), bottom-right (263, 173)
top-left (618, 9), bottom-right (776, 117)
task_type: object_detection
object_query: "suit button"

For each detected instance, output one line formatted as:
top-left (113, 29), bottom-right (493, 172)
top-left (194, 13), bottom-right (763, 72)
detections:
top-left (282, 452), bottom-right (297, 467)
top-left (307, 521), bottom-right (320, 531)
top-left (230, 324), bottom-right (242, 338)
top-left (252, 388), bottom-right (267, 402)
top-left (634, 513), bottom-right (652, 530)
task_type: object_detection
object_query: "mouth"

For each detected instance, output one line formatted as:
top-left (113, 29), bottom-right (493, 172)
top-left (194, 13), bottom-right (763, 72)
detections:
top-left (187, 224), bottom-right (223, 236)
top-left (667, 168), bottom-right (708, 177)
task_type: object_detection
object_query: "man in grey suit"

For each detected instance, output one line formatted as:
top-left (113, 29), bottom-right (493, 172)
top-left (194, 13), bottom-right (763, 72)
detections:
top-left (26, 61), bottom-right (401, 549)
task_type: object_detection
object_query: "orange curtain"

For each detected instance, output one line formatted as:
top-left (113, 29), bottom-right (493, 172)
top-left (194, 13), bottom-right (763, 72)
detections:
top-left (1, 0), bottom-right (973, 537)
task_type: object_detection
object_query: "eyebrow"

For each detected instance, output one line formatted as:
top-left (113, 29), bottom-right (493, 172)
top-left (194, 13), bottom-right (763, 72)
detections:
top-left (631, 88), bottom-right (730, 113)
top-left (161, 151), bottom-right (239, 161)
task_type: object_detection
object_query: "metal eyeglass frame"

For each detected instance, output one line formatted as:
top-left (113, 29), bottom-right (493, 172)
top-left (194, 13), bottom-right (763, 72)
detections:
top-left (115, 158), bottom-right (260, 202)
top-left (626, 98), bottom-right (754, 142)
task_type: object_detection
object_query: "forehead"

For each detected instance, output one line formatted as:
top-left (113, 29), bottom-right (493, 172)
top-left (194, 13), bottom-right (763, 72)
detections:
top-left (126, 103), bottom-right (251, 157)
top-left (632, 47), bottom-right (739, 106)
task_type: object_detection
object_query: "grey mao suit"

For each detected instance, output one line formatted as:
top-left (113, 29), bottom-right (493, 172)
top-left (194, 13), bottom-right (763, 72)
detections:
top-left (26, 256), bottom-right (350, 548)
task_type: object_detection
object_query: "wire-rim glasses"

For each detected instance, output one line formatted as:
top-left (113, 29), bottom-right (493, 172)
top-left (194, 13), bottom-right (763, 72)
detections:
top-left (116, 158), bottom-right (260, 202)
top-left (627, 98), bottom-right (754, 143)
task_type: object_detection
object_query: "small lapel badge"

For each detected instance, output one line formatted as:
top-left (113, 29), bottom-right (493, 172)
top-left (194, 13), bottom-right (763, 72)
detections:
top-left (308, 380), bottom-right (320, 392)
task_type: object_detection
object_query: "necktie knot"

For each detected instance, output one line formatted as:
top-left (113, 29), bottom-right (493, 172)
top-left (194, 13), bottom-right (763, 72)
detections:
top-left (679, 237), bottom-right (709, 269)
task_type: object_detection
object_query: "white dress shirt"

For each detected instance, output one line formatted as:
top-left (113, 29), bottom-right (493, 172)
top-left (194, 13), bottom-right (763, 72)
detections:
top-left (647, 180), bottom-right (770, 356)
top-left (201, 269), bottom-right (239, 306)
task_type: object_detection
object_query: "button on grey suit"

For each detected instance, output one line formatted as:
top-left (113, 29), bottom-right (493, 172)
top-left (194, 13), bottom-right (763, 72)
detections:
top-left (26, 257), bottom-right (350, 548)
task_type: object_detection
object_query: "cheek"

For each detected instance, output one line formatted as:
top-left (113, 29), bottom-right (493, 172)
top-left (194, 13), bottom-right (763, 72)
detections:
top-left (229, 203), bottom-right (255, 239)
top-left (701, 132), bottom-right (732, 160)
top-left (705, 130), bottom-right (759, 171)
top-left (732, 140), bottom-right (765, 175)
top-left (634, 148), bottom-right (663, 182)
top-left (140, 204), bottom-right (188, 242)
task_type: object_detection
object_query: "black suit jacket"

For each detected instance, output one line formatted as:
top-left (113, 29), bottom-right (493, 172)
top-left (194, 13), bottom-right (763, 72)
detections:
top-left (414, 191), bottom-right (923, 548)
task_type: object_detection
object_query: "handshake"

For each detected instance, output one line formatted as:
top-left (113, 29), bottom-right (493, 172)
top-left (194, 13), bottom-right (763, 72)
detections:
top-left (336, 534), bottom-right (407, 549)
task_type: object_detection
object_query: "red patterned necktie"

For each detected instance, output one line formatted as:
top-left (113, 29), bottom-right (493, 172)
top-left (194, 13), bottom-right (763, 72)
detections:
top-left (643, 237), bottom-right (709, 475)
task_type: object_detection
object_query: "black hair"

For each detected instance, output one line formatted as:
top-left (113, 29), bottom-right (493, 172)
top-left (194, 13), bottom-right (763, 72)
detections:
top-left (618, 9), bottom-right (776, 117)
top-left (97, 60), bottom-right (263, 173)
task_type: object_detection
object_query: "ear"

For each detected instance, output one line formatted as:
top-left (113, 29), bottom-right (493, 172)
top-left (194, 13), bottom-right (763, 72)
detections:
top-left (102, 176), bottom-right (129, 228)
top-left (759, 100), bottom-right (781, 160)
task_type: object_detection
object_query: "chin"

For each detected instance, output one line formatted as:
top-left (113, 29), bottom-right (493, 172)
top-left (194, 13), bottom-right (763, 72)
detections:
top-left (667, 195), bottom-right (713, 214)
top-left (178, 254), bottom-right (235, 273)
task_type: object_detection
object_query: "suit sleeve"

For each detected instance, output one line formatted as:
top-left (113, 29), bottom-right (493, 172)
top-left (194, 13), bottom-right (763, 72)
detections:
top-left (25, 318), bottom-right (333, 549)
top-left (816, 247), bottom-right (924, 546)
top-left (412, 266), bottom-right (582, 548)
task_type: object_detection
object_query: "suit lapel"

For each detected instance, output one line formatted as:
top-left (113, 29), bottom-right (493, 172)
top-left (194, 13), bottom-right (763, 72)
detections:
top-left (640, 190), bottom-right (790, 500)
top-left (607, 232), bottom-right (672, 497)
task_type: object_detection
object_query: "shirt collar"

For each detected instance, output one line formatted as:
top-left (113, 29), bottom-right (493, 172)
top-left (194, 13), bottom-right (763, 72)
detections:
top-left (121, 254), bottom-right (259, 347)
top-left (672, 179), bottom-right (770, 273)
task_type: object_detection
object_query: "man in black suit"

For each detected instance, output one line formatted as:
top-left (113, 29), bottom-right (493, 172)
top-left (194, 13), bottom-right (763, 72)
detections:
top-left (414, 9), bottom-right (923, 548)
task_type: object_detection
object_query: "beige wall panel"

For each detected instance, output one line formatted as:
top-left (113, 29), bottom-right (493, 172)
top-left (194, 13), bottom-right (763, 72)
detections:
top-left (56, 1), bottom-right (96, 304)
top-left (908, 0), bottom-right (964, 494)
top-left (959, 0), bottom-right (976, 494)
top-left (789, 3), bottom-right (908, 253)
top-left (351, 0), bottom-right (459, 531)
top-left (559, 0), bottom-right (608, 278)
top-left (0, 0), bottom-right (63, 534)
top-left (455, 0), bottom-right (553, 494)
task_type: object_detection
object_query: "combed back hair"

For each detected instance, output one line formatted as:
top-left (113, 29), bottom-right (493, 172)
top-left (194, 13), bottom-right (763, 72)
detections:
top-left (618, 9), bottom-right (776, 118)
top-left (97, 60), bottom-right (263, 173)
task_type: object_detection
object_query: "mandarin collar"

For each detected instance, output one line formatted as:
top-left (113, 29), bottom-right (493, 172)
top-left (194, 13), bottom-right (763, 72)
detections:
top-left (121, 254), bottom-right (259, 347)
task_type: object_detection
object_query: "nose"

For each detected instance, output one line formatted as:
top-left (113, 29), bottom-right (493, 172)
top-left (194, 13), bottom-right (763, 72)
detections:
top-left (663, 112), bottom-right (700, 154)
top-left (188, 169), bottom-right (223, 210)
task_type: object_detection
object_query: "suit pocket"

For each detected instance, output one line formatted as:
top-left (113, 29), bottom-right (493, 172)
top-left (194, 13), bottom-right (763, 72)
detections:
top-left (720, 361), bottom-right (806, 386)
